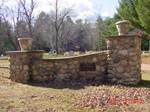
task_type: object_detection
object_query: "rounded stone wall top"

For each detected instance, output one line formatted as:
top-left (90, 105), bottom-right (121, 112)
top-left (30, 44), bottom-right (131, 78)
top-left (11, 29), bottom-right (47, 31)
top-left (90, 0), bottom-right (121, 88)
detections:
top-left (18, 38), bottom-right (33, 41)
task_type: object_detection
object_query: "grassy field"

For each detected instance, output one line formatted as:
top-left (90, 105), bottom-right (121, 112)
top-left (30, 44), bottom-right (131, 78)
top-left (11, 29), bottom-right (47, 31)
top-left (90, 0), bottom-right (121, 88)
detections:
top-left (0, 53), bottom-right (150, 112)
top-left (0, 68), bottom-right (149, 112)
top-left (0, 69), bottom-right (150, 111)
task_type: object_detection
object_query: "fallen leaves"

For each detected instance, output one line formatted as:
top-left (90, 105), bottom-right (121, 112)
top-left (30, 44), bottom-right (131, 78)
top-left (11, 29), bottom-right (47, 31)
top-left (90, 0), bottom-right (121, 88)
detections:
top-left (76, 86), bottom-right (150, 111)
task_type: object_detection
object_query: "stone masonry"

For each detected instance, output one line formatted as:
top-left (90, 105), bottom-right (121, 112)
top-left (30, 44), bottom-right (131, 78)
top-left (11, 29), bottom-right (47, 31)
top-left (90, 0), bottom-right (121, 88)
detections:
top-left (107, 35), bottom-right (141, 85)
top-left (7, 50), bottom-right (44, 82)
top-left (32, 52), bottom-right (107, 82)
top-left (7, 52), bottom-right (107, 83)
top-left (6, 35), bottom-right (142, 85)
top-left (6, 32), bottom-right (142, 85)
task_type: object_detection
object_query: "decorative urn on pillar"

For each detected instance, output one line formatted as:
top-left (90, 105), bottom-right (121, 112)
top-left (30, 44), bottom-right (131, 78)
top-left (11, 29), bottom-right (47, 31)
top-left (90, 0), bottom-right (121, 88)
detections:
top-left (18, 38), bottom-right (33, 51)
top-left (115, 20), bottom-right (131, 35)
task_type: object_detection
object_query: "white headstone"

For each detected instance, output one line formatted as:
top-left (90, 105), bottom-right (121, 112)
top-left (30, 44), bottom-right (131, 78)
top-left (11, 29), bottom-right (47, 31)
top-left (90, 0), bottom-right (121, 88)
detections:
top-left (69, 51), bottom-right (74, 56)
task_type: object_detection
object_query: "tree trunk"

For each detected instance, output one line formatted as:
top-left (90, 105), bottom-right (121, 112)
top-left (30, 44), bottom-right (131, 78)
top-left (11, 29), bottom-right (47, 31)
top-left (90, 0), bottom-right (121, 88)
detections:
top-left (55, 29), bottom-right (58, 54)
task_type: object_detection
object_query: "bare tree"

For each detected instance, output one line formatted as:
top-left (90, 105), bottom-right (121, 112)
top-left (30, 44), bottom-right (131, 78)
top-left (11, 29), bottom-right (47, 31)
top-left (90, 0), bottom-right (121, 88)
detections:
top-left (0, 1), bottom-right (19, 50)
top-left (49, 0), bottom-right (73, 54)
top-left (19, 0), bottom-right (36, 38)
top-left (59, 16), bottom-right (75, 52)
top-left (0, 0), bottom-right (37, 51)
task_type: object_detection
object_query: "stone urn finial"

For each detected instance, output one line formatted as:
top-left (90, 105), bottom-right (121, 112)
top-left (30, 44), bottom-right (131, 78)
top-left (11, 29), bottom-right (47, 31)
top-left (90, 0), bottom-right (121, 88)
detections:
top-left (115, 20), bottom-right (131, 35)
top-left (18, 38), bottom-right (33, 51)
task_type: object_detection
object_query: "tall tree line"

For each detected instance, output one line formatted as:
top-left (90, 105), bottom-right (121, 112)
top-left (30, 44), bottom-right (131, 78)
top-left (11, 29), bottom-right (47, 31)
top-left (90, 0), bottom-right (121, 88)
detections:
top-left (0, 0), bottom-right (109, 54)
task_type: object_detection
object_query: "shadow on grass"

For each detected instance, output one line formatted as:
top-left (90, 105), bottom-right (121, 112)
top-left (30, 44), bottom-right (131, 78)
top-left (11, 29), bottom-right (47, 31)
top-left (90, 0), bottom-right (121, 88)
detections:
top-left (26, 79), bottom-right (150, 90)
top-left (25, 77), bottom-right (150, 90)
top-left (26, 80), bottom-right (107, 90)
top-left (130, 80), bottom-right (150, 88)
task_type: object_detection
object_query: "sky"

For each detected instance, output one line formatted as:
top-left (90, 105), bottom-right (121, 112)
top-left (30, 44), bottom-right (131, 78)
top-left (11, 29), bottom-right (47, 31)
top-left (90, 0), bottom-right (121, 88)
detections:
top-left (4, 0), bottom-right (119, 21)
top-left (39, 0), bottom-right (119, 20)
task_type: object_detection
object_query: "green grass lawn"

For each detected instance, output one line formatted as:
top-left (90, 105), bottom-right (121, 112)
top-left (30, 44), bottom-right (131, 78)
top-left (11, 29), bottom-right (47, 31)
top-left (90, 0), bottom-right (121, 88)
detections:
top-left (0, 67), bottom-right (149, 112)
top-left (43, 53), bottom-right (66, 58)
top-left (136, 74), bottom-right (150, 88)
top-left (43, 52), bottom-right (92, 59)
top-left (142, 51), bottom-right (150, 54)
top-left (142, 74), bottom-right (150, 80)
top-left (0, 60), bottom-right (9, 67)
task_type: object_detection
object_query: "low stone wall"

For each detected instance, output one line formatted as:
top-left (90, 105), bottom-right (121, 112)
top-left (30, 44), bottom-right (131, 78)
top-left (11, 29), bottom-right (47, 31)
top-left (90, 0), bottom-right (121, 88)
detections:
top-left (7, 51), bottom-right (108, 83)
top-left (32, 52), bottom-right (107, 82)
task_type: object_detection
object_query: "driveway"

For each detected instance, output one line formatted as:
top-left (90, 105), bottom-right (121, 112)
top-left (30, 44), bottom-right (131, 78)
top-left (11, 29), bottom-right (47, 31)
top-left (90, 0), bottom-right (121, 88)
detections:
top-left (142, 64), bottom-right (150, 71)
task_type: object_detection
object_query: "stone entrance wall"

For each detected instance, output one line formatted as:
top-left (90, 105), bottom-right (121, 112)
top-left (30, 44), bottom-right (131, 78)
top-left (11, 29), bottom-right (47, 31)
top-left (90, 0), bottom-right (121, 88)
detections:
top-left (7, 35), bottom-right (142, 85)
top-left (7, 51), bottom-right (107, 83)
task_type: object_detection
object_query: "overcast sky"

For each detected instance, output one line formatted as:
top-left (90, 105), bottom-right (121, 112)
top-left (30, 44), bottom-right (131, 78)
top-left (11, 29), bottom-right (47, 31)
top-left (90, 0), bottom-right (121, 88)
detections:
top-left (5, 0), bottom-right (119, 21)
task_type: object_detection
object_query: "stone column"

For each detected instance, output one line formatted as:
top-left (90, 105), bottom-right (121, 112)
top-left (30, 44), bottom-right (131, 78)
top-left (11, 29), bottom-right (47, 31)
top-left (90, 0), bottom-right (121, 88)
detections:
top-left (107, 35), bottom-right (141, 85)
top-left (6, 50), bottom-right (44, 83)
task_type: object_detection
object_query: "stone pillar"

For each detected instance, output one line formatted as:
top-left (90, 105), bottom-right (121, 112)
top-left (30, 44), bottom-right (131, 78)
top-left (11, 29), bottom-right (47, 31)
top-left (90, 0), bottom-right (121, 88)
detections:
top-left (107, 35), bottom-right (142, 85)
top-left (6, 50), bottom-right (44, 83)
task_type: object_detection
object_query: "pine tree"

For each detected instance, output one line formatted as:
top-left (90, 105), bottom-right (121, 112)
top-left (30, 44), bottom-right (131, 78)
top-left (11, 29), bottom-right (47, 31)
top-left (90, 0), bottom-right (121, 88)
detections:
top-left (136, 0), bottom-right (150, 34)
top-left (95, 16), bottom-right (107, 51)
top-left (104, 14), bottom-right (121, 36)
top-left (118, 0), bottom-right (150, 36)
